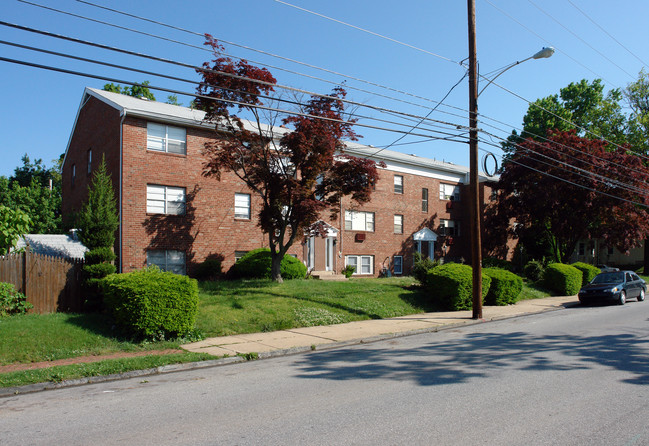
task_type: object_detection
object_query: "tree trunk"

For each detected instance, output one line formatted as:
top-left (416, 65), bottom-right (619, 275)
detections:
top-left (270, 252), bottom-right (283, 283)
top-left (644, 239), bottom-right (649, 275)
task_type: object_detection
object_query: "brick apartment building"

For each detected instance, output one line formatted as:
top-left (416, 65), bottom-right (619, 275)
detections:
top-left (62, 87), bottom-right (493, 277)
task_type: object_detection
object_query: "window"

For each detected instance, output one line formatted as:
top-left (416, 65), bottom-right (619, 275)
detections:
top-left (234, 193), bottom-right (251, 219)
top-left (344, 210), bottom-right (375, 232)
top-left (87, 149), bottom-right (92, 174)
top-left (394, 214), bottom-right (403, 234)
top-left (440, 219), bottom-right (460, 236)
top-left (71, 164), bottom-right (76, 186)
top-left (439, 183), bottom-right (460, 201)
top-left (394, 175), bottom-right (403, 194)
top-left (422, 188), bottom-right (428, 212)
top-left (147, 185), bottom-right (186, 215)
top-left (393, 256), bottom-right (403, 275)
top-left (147, 122), bottom-right (187, 154)
top-left (147, 250), bottom-right (186, 275)
top-left (345, 255), bottom-right (374, 275)
top-left (234, 251), bottom-right (248, 262)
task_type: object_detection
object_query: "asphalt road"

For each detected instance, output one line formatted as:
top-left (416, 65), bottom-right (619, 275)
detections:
top-left (2, 302), bottom-right (649, 445)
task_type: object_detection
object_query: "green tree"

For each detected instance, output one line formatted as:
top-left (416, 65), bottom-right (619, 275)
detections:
top-left (0, 205), bottom-right (31, 255)
top-left (77, 158), bottom-right (119, 251)
top-left (103, 81), bottom-right (156, 101)
top-left (0, 155), bottom-right (62, 234)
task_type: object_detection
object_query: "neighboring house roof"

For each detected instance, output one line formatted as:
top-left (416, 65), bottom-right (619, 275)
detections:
top-left (66, 87), bottom-right (493, 183)
top-left (14, 234), bottom-right (88, 260)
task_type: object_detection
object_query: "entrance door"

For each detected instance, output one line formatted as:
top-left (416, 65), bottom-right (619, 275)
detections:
top-left (306, 235), bottom-right (336, 272)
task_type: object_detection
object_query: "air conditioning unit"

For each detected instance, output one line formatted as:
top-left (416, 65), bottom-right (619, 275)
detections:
top-left (355, 233), bottom-right (366, 242)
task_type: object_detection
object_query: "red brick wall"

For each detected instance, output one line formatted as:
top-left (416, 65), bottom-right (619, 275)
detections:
top-left (64, 98), bottom-right (484, 277)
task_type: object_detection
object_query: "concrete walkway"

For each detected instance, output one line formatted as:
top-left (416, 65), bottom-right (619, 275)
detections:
top-left (182, 295), bottom-right (578, 357)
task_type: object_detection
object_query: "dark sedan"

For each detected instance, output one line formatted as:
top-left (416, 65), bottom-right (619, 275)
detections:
top-left (578, 270), bottom-right (646, 305)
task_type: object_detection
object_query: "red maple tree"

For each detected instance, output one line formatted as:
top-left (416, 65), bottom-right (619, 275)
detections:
top-left (195, 36), bottom-right (383, 281)
top-left (485, 130), bottom-right (649, 263)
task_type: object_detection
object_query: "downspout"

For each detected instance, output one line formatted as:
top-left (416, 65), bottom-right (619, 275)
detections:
top-left (119, 112), bottom-right (125, 273)
top-left (339, 197), bottom-right (344, 266)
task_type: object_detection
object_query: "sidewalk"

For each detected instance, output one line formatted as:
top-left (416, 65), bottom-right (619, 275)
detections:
top-left (182, 295), bottom-right (578, 357)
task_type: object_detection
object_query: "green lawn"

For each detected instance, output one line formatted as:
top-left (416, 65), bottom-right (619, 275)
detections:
top-left (0, 275), bottom-right (552, 388)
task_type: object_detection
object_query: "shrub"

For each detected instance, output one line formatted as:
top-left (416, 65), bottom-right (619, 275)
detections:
top-left (523, 260), bottom-right (545, 282)
top-left (0, 282), bottom-right (33, 316)
top-left (231, 248), bottom-right (306, 280)
top-left (424, 263), bottom-right (491, 311)
top-left (571, 262), bottom-right (600, 286)
top-left (83, 247), bottom-right (116, 264)
top-left (342, 265), bottom-right (355, 279)
top-left (483, 268), bottom-right (523, 306)
top-left (542, 263), bottom-right (582, 296)
top-left (412, 252), bottom-right (440, 285)
top-left (102, 267), bottom-right (199, 339)
top-left (194, 258), bottom-right (223, 281)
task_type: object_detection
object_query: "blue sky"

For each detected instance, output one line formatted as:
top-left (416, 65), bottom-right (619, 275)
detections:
top-left (1, 0), bottom-right (648, 178)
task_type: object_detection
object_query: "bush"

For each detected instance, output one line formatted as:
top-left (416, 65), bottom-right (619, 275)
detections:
top-left (102, 267), bottom-right (199, 339)
top-left (412, 252), bottom-right (439, 285)
top-left (0, 282), bottom-right (33, 316)
top-left (483, 268), bottom-right (523, 306)
top-left (342, 265), bottom-right (355, 279)
top-left (483, 257), bottom-right (514, 271)
top-left (83, 247), bottom-right (116, 264)
top-left (231, 248), bottom-right (306, 280)
top-left (424, 263), bottom-right (491, 311)
top-left (571, 262), bottom-right (600, 286)
top-left (542, 263), bottom-right (582, 296)
top-left (523, 260), bottom-right (545, 282)
top-left (194, 258), bottom-right (223, 281)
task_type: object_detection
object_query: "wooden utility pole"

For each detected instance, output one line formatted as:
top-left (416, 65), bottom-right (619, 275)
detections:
top-left (467, 0), bottom-right (482, 319)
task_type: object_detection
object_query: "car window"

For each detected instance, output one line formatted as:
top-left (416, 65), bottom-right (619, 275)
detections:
top-left (631, 273), bottom-right (641, 282)
top-left (592, 272), bottom-right (624, 283)
top-left (626, 273), bottom-right (633, 282)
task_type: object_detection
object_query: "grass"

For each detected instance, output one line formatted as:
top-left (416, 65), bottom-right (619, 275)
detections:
top-left (1, 275), bottom-right (552, 388)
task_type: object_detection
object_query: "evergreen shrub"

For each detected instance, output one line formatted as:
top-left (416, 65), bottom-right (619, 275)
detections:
top-left (542, 263), bottom-right (582, 296)
top-left (571, 262), bottom-right (601, 286)
top-left (0, 282), bottom-right (33, 316)
top-left (424, 263), bottom-right (491, 311)
top-left (412, 252), bottom-right (439, 286)
top-left (483, 267), bottom-right (523, 306)
top-left (523, 260), bottom-right (545, 282)
top-left (231, 248), bottom-right (306, 280)
top-left (102, 267), bottom-right (199, 339)
top-left (83, 247), bottom-right (116, 264)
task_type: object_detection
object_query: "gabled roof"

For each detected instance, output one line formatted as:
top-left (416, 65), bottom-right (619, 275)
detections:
top-left (14, 234), bottom-right (88, 260)
top-left (67, 88), bottom-right (491, 181)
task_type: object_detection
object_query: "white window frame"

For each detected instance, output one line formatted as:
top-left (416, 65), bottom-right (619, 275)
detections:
top-left (345, 255), bottom-right (374, 275)
top-left (147, 122), bottom-right (187, 155)
top-left (147, 185), bottom-right (186, 215)
top-left (439, 183), bottom-right (461, 201)
top-left (234, 193), bottom-right (251, 219)
top-left (344, 210), bottom-right (375, 232)
top-left (394, 175), bottom-right (404, 194)
top-left (440, 219), bottom-right (460, 237)
top-left (393, 256), bottom-right (403, 275)
top-left (394, 214), bottom-right (403, 234)
top-left (234, 250), bottom-right (249, 262)
top-left (422, 188), bottom-right (428, 212)
top-left (147, 249), bottom-right (186, 275)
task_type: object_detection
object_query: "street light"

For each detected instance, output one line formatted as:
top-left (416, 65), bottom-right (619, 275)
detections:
top-left (467, 0), bottom-right (554, 319)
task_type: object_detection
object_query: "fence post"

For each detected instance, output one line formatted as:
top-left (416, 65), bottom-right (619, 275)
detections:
top-left (22, 251), bottom-right (27, 298)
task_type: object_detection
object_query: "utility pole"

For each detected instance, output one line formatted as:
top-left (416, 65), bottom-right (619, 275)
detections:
top-left (467, 0), bottom-right (482, 319)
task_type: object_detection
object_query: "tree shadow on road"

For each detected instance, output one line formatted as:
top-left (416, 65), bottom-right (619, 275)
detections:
top-left (293, 328), bottom-right (649, 387)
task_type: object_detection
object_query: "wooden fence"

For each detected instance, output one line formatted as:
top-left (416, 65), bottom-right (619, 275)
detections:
top-left (0, 252), bottom-right (84, 313)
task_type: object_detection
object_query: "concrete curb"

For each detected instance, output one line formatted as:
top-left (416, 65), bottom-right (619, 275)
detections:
top-left (1, 298), bottom-right (578, 398)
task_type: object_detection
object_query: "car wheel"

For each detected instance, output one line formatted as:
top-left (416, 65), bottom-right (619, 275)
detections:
top-left (618, 291), bottom-right (626, 305)
top-left (639, 289), bottom-right (645, 302)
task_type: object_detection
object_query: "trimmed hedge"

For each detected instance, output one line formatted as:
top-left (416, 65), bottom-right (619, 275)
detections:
top-left (102, 268), bottom-right (199, 339)
top-left (571, 262), bottom-right (600, 286)
top-left (523, 260), bottom-right (545, 282)
top-left (542, 263), bottom-right (582, 296)
top-left (231, 248), bottom-right (306, 280)
top-left (483, 267), bottom-right (523, 306)
top-left (424, 263), bottom-right (491, 311)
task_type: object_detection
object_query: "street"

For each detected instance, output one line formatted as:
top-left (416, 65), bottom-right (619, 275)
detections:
top-left (2, 302), bottom-right (649, 445)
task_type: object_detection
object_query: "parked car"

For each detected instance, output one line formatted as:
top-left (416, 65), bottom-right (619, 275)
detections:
top-left (596, 264), bottom-right (619, 273)
top-left (578, 271), bottom-right (646, 305)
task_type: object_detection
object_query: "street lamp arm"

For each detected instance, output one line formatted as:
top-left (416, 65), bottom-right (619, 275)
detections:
top-left (477, 47), bottom-right (554, 97)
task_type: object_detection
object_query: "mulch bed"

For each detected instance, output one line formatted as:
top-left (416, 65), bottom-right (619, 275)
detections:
top-left (0, 349), bottom-right (184, 374)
